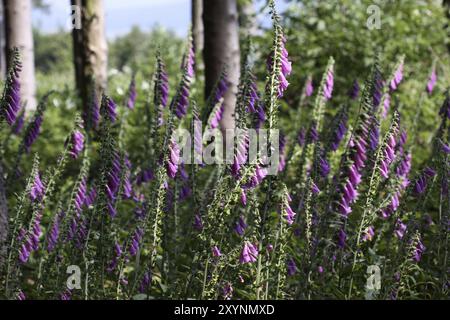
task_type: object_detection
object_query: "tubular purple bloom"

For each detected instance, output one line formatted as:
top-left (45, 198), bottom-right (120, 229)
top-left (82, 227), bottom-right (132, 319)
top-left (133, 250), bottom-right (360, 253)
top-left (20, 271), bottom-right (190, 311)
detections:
top-left (17, 291), bottom-right (26, 301)
top-left (331, 115), bottom-right (347, 151)
top-left (167, 139), bottom-right (180, 179)
top-left (337, 229), bottom-right (347, 248)
top-left (442, 143), bottom-right (450, 154)
top-left (234, 215), bottom-right (247, 236)
top-left (369, 125), bottom-right (380, 151)
top-left (240, 190), bottom-right (247, 206)
top-left (412, 238), bottom-right (425, 262)
top-left (287, 258), bottom-right (297, 276)
top-left (309, 125), bottom-right (319, 142)
top-left (175, 80), bottom-right (191, 119)
top-left (107, 201), bottom-right (117, 218)
top-left (24, 115), bottom-right (43, 152)
top-left (47, 212), bottom-right (63, 252)
top-left (319, 156), bottom-right (330, 177)
top-left (129, 227), bottom-right (144, 256)
top-left (2, 50), bottom-right (21, 126)
top-left (239, 242), bottom-right (258, 264)
top-left (74, 178), bottom-right (87, 216)
top-left (311, 181), bottom-right (320, 194)
top-left (362, 226), bottom-right (375, 242)
top-left (69, 130), bottom-right (85, 159)
top-left (12, 111), bottom-right (25, 135)
top-left (414, 167), bottom-right (435, 195)
top-left (278, 134), bottom-right (287, 172)
top-left (373, 71), bottom-right (384, 109)
top-left (155, 58), bottom-right (169, 108)
top-left (382, 93), bottom-right (391, 119)
top-left (231, 133), bottom-right (249, 177)
top-left (323, 68), bottom-right (334, 100)
top-left (394, 219), bottom-right (407, 239)
top-left (30, 172), bottom-right (45, 201)
top-left (126, 77), bottom-right (137, 110)
top-left (105, 97), bottom-right (117, 122)
top-left (107, 242), bottom-right (123, 272)
top-left (212, 246), bottom-right (221, 257)
top-left (193, 214), bottom-right (203, 231)
top-left (267, 34), bottom-right (291, 98)
top-left (426, 68), bottom-right (437, 95)
top-left (305, 77), bottom-right (314, 97)
top-left (297, 128), bottom-right (306, 147)
top-left (438, 95), bottom-right (450, 120)
top-left (255, 104), bottom-right (266, 130)
top-left (84, 187), bottom-right (97, 206)
top-left (348, 79), bottom-right (360, 100)
top-left (138, 271), bottom-right (152, 293)
top-left (106, 152), bottom-right (122, 201)
top-left (222, 282), bottom-right (233, 300)
top-left (390, 63), bottom-right (403, 91)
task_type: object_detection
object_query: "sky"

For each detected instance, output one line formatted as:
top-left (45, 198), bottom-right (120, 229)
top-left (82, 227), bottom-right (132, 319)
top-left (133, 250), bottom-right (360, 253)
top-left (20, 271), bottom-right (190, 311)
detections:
top-left (32, 0), bottom-right (289, 39)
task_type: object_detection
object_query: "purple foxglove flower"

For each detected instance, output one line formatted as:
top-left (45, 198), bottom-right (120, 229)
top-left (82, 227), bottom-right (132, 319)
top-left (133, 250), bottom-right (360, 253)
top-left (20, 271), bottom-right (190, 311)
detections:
top-left (394, 219), bottom-right (407, 239)
top-left (167, 139), bottom-right (180, 179)
top-left (209, 102), bottom-right (225, 130)
top-left (175, 80), bottom-right (191, 119)
top-left (305, 77), bottom-right (314, 97)
top-left (297, 128), bottom-right (306, 147)
top-left (222, 282), bottom-right (233, 300)
top-left (414, 167), bottom-right (436, 195)
top-left (337, 196), bottom-right (352, 217)
top-left (47, 212), bottom-right (64, 252)
top-left (362, 226), bottom-right (375, 242)
top-left (267, 35), bottom-right (291, 98)
top-left (284, 202), bottom-right (296, 225)
top-left (319, 156), bottom-right (330, 178)
top-left (255, 104), bottom-right (266, 130)
top-left (348, 79), bottom-right (359, 100)
top-left (12, 111), bottom-right (25, 135)
top-left (60, 289), bottom-right (72, 301)
top-left (390, 63), bottom-right (403, 91)
top-left (239, 242), bottom-right (258, 264)
top-left (2, 52), bottom-right (21, 126)
top-left (106, 152), bottom-right (122, 201)
top-left (211, 75), bottom-right (228, 107)
top-left (136, 168), bottom-right (154, 185)
top-left (246, 79), bottom-right (259, 113)
top-left (266, 244), bottom-right (274, 252)
top-left (139, 271), bottom-right (152, 293)
top-left (232, 133), bottom-right (249, 177)
top-left (426, 68), bottom-right (437, 95)
top-left (412, 237), bottom-right (425, 262)
top-left (30, 172), bottom-right (45, 201)
top-left (179, 183), bottom-right (192, 201)
top-left (129, 227), bottom-right (144, 256)
top-left (212, 246), bottom-right (222, 257)
top-left (19, 243), bottom-right (30, 263)
top-left (106, 97), bottom-right (117, 122)
top-left (24, 115), bottom-right (43, 152)
top-left (337, 229), bottom-right (347, 248)
top-left (318, 266), bottom-right (324, 274)
top-left (287, 258), bottom-right (297, 276)
top-left (234, 215), bottom-right (248, 236)
top-left (373, 71), bottom-right (384, 109)
top-left (84, 187), bottom-right (97, 207)
top-left (17, 291), bottom-right (26, 301)
top-left (107, 242), bottom-right (123, 272)
top-left (331, 115), bottom-right (348, 151)
top-left (68, 130), bottom-right (85, 159)
top-left (243, 165), bottom-right (268, 189)
top-left (107, 202), bottom-right (117, 218)
top-left (381, 93), bottom-right (391, 119)
top-left (309, 125), bottom-right (319, 142)
top-left (311, 181), bottom-right (320, 194)
top-left (193, 214), bottom-right (203, 231)
top-left (74, 178), bottom-right (87, 215)
top-left (442, 143), bottom-right (450, 154)
top-left (240, 190), bottom-right (247, 206)
top-left (126, 77), bottom-right (137, 109)
top-left (369, 125), bottom-right (380, 151)
top-left (323, 68), bottom-right (334, 100)
top-left (155, 59), bottom-right (169, 108)
top-left (185, 44), bottom-right (195, 79)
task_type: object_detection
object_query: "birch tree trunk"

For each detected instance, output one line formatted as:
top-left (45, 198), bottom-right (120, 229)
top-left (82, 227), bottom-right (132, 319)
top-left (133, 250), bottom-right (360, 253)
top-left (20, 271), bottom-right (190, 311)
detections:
top-left (3, 0), bottom-right (36, 110)
top-left (203, 0), bottom-right (240, 132)
top-left (71, 0), bottom-right (108, 113)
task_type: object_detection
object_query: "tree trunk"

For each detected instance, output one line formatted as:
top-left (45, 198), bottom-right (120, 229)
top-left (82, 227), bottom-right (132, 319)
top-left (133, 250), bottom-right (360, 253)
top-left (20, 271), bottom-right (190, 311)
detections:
top-left (192, 0), bottom-right (203, 70)
top-left (3, 0), bottom-right (37, 110)
top-left (71, 0), bottom-right (108, 113)
top-left (203, 0), bottom-right (240, 132)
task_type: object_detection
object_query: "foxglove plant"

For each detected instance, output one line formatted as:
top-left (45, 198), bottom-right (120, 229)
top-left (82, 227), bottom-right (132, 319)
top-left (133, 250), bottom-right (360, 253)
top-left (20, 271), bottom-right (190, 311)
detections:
top-left (0, 48), bottom-right (21, 127)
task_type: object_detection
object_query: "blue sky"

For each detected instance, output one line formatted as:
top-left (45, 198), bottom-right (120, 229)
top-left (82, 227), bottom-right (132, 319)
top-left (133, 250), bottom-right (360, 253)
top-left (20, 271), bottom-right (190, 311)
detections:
top-left (32, 0), bottom-right (289, 39)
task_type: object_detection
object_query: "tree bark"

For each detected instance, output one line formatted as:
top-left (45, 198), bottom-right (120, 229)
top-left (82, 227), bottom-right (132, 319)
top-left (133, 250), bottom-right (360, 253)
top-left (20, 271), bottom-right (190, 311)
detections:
top-left (3, 0), bottom-right (37, 110)
top-left (203, 0), bottom-right (240, 132)
top-left (238, 0), bottom-right (258, 37)
top-left (71, 0), bottom-right (108, 113)
top-left (192, 0), bottom-right (203, 70)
